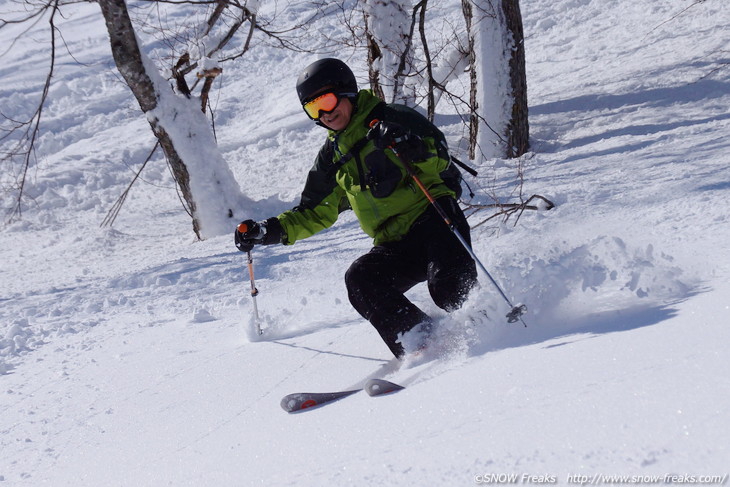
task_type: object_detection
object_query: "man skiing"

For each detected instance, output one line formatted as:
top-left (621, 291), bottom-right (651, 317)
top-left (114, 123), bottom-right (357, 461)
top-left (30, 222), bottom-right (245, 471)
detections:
top-left (234, 58), bottom-right (478, 358)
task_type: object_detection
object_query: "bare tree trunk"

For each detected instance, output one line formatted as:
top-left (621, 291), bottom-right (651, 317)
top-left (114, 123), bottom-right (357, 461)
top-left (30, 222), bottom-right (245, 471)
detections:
top-left (363, 0), bottom-right (416, 105)
top-left (98, 0), bottom-right (201, 237)
top-left (461, 0), bottom-right (479, 160)
top-left (461, 0), bottom-right (529, 159)
top-left (502, 0), bottom-right (529, 157)
top-left (415, 0), bottom-right (436, 121)
top-left (365, 25), bottom-right (386, 100)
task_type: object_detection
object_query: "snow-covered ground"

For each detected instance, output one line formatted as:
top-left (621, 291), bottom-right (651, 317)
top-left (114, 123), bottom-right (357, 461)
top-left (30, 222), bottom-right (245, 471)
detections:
top-left (2, 0), bottom-right (729, 485)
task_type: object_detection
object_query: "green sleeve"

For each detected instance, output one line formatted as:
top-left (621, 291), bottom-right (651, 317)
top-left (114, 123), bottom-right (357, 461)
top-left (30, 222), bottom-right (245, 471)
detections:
top-left (277, 186), bottom-right (345, 245)
top-left (276, 140), bottom-right (348, 245)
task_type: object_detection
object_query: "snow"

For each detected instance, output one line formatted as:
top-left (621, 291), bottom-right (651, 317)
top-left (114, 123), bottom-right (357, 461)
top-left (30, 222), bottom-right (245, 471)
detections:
top-left (2, 0), bottom-right (729, 485)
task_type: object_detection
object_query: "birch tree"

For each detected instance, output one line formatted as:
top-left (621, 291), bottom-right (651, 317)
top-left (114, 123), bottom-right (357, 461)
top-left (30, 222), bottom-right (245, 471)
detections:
top-left (2, 0), bottom-right (260, 238)
top-left (363, 0), bottom-right (417, 106)
top-left (351, 0), bottom-right (529, 159)
top-left (97, 0), bottom-right (251, 239)
top-left (462, 0), bottom-right (529, 159)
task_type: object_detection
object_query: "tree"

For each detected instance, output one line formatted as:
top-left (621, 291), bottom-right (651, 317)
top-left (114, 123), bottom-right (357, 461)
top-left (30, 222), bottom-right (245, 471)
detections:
top-left (1, 0), bottom-right (263, 238)
top-left (462, 0), bottom-right (529, 159)
top-left (343, 0), bottom-right (529, 159)
top-left (97, 0), bottom-right (249, 238)
top-left (2, 0), bottom-right (533, 235)
top-left (363, 0), bottom-right (417, 106)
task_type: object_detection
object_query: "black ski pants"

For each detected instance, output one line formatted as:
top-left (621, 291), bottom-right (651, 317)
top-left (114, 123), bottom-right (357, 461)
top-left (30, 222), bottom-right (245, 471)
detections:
top-left (345, 196), bottom-right (478, 357)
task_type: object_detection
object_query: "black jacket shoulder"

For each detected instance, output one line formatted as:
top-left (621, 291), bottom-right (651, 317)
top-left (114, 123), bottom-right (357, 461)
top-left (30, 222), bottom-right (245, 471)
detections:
top-left (295, 139), bottom-right (341, 211)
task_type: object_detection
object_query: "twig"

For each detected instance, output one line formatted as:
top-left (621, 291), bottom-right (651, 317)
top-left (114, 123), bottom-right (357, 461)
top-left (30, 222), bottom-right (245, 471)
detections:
top-left (465, 194), bottom-right (555, 228)
top-left (100, 142), bottom-right (160, 228)
top-left (642, 0), bottom-right (707, 41)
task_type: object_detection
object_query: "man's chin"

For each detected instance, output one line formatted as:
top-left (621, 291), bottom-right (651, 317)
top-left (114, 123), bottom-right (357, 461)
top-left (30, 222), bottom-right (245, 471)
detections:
top-left (321, 116), bottom-right (344, 130)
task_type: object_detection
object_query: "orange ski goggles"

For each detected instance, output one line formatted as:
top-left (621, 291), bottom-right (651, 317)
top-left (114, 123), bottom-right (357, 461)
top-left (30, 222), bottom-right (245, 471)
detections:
top-left (302, 92), bottom-right (354, 120)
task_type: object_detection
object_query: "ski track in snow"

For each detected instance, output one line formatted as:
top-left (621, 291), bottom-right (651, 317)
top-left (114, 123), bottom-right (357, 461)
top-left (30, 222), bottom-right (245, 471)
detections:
top-left (1, 0), bottom-right (729, 484)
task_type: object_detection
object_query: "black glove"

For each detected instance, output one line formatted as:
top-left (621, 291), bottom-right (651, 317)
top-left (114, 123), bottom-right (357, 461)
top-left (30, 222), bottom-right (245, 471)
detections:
top-left (235, 219), bottom-right (263, 252)
top-left (234, 218), bottom-right (284, 252)
top-left (367, 121), bottom-right (429, 162)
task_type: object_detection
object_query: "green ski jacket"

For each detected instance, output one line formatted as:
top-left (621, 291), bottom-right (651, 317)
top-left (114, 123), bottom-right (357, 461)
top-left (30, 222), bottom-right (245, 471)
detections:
top-left (277, 90), bottom-right (457, 246)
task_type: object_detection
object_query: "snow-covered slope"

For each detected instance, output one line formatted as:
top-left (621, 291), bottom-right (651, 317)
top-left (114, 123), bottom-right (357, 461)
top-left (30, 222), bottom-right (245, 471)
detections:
top-left (1, 0), bottom-right (729, 485)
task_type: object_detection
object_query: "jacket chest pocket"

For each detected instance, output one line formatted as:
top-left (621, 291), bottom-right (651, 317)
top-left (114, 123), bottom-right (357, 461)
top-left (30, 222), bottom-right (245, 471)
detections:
top-left (364, 149), bottom-right (402, 198)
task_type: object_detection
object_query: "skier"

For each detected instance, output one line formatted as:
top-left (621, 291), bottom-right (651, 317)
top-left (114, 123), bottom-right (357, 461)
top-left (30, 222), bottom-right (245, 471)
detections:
top-left (235, 58), bottom-right (477, 358)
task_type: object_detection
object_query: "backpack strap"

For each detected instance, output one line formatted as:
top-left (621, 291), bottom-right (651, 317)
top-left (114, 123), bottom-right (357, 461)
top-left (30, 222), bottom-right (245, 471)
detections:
top-left (326, 102), bottom-right (387, 187)
top-left (450, 155), bottom-right (478, 177)
top-left (326, 137), bottom-right (369, 178)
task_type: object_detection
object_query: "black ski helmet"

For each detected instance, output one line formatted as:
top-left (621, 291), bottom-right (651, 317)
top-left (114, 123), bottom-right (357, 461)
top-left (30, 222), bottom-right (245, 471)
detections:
top-left (296, 58), bottom-right (358, 104)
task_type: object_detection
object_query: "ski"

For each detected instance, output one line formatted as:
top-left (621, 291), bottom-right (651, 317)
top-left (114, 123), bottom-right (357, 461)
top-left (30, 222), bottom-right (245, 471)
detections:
top-left (280, 389), bottom-right (360, 413)
top-left (364, 378), bottom-right (405, 396)
top-left (281, 379), bottom-right (404, 413)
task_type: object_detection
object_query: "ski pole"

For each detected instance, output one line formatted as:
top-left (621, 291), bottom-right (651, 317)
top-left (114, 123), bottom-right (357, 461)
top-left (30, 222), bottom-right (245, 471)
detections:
top-left (238, 222), bottom-right (263, 335)
top-left (390, 145), bottom-right (528, 326)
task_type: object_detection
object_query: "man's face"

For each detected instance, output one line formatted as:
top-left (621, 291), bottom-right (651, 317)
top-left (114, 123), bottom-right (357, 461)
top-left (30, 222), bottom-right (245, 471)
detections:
top-left (319, 96), bottom-right (353, 131)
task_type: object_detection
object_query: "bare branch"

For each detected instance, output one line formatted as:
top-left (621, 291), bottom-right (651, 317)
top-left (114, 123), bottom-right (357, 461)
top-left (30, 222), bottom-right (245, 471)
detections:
top-left (177, 2), bottom-right (252, 77)
top-left (642, 0), bottom-right (708, 41)
top-left (1, 0), bottom-right (61, 222)
top-left (198, 67), bottom-right (223, 112)
top-left (465, 194), bottom-right (555, 229)
top-left (416, 1), bottom-right (435, 119)
top-left (101, 142), bottom-right (161, 228)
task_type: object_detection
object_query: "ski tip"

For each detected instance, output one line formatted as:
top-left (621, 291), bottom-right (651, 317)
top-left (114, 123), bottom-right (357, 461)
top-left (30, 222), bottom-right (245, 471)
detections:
top-left (280, 395), bottom-right (316, 413)
top-left (280, 389), bottom-right (360, 413)
top-left (364, 378), bottom-right (404, 397)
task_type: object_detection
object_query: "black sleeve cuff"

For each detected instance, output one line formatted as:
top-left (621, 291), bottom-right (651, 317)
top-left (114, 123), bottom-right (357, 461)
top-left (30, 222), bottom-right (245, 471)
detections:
top-left (262, 217), bottom-right (285, 245)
